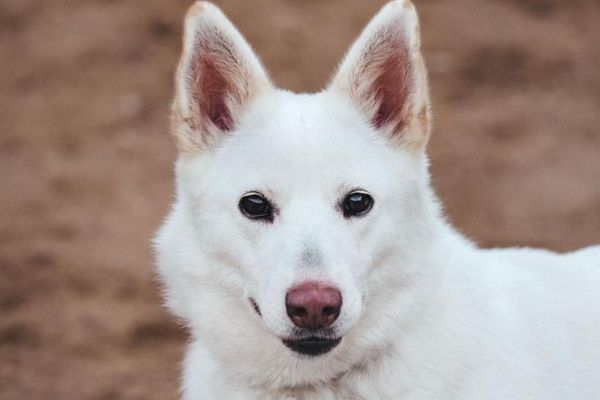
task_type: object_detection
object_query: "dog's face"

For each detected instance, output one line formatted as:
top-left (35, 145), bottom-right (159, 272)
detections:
top-left (157, 0), bottom-right (432, 384)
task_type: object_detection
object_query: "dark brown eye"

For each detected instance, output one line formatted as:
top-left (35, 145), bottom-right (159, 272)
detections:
top-left (239, 193), bottom-right (273, 221)
top-left (342, 191), bottom-right (374, 218)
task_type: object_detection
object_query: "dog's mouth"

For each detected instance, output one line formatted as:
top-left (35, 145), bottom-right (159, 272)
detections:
top-left (282, 336), bottom-right (342, 356)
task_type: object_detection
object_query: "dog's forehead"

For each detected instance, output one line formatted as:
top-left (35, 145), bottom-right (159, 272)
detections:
top-left (226, 91), bottom-right (384, 170)
top-left (204, 90), bottom-right (409, 196)
top-left (238, 90), bottom-right (382, 156)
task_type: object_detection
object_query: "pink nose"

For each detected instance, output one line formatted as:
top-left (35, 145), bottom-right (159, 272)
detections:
top-left (285, 282), bottom-right (342, 329)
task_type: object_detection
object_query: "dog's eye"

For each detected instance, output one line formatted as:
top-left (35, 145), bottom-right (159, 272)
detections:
top-left (342, 191), bottom-right (374, 218)
top-left (239, 193), bottom-right (273, 221)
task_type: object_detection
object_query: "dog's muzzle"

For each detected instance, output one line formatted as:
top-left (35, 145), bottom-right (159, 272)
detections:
top-left (249, 297), bottom-right (342, 356)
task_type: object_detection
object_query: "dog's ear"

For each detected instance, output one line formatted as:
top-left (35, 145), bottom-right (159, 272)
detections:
top-left (329, 0), bottom-right (430, 149)
top-left (173, 2), bottom-right (272, 153)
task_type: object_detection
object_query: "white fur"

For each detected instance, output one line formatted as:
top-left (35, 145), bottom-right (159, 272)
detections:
top-left (154, 1), bottom-right (600, 399)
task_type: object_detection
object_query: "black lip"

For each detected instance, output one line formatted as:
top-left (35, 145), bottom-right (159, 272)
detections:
top-left (283, 336), bottom-right (342, 356)
top-left (249, 298), bottom-right (261, 316)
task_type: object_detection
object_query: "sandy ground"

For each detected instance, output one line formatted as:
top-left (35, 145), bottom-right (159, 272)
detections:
top-left (0, 0), bottom-right (599, 399)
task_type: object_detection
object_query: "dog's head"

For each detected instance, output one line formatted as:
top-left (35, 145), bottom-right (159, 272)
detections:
top-left (157, 0), bottom-right (436, 387)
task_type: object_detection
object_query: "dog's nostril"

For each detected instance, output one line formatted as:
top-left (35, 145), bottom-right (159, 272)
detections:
top-left (288, 305), bottom-right (307, 318)
top-left (323, 306), bottom-right (338, 317)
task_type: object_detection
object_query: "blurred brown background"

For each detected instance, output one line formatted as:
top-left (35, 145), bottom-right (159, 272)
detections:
top-left (1, 0), bottom-right (599, 399)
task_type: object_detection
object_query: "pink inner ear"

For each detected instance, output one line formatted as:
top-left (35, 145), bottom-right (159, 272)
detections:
top-left (370, 44), bottom-right (412, 132)
top-left (190, 48), bottom-right (235, 132)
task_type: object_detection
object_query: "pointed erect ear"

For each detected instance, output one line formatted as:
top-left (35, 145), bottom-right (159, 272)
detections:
top-left (173, 2), bottom-right (272, 152)
top-left (328, 0), bottom-right (430, 149)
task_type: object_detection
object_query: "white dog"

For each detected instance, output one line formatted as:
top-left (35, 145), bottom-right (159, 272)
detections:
top-left (154, 1), bottom-right (600, 399)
